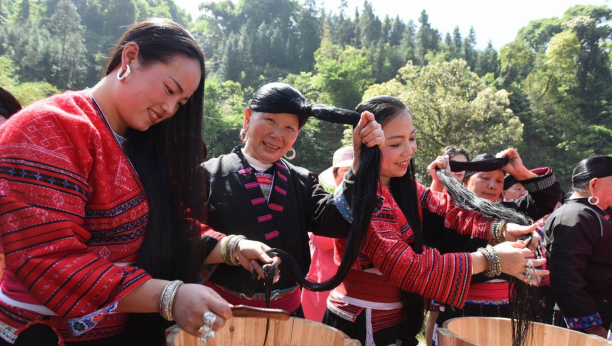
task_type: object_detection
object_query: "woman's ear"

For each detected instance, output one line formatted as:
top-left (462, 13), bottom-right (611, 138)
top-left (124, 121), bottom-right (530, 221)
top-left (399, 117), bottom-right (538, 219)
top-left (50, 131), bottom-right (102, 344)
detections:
top-left (120, 42), bottom-right (140, 68)
top-left (589, 177), bottom-right (599, 196)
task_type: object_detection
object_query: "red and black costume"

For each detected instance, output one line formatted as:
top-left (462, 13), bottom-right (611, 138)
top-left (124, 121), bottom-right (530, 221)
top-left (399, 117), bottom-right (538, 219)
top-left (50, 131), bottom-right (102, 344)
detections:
top-left (0, 91), bottom-right (151, 343)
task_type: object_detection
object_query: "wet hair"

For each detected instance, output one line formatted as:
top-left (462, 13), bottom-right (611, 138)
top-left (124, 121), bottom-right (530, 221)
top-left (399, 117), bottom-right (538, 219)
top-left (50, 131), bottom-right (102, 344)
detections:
top-left (439, 159), bottom-right (538, 346)
top-left (113, 18), bottom-right (206, 344)
top-left (0, 86), bottom-right (22, 118)
top-left (571, 156), bottom-right (612, 194)
top-left (441, 145), bottom-right (470, 161)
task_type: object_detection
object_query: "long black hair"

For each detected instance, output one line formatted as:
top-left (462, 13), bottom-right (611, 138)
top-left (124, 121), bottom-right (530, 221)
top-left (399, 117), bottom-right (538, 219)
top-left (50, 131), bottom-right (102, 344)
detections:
top-left (263, 94), bottom-right (427, 337)
top-left (439, 156), bottom-right (539, 346)
top-left (257, 84), bottom-right (378, 292)
top-left (571, 156), bottom-right (612, 193)
top-left (110, 18), bottom-right (207, 344)
top-left (0, 86), bottom-right (22, 118)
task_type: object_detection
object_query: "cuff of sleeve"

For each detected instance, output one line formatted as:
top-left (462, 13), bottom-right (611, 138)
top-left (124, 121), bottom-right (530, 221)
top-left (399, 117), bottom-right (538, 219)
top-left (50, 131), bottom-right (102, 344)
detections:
top-left (521, 168), bottom-right (555, 192)
top-left (334, 186), bottom-right (352, 222)
top-left (200, 224), bottom-right (226, 241)
top-left (565, 313), bottom-right (603, 330)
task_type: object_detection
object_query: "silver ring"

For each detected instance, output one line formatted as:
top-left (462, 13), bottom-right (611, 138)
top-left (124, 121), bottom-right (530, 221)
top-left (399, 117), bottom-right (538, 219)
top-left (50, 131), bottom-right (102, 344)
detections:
top-left (526, 258), bottom-right (534, 269)
top-left (525, 267), bottom-right (535, 285)
top-left (197, 311), bottom-right (217, 344)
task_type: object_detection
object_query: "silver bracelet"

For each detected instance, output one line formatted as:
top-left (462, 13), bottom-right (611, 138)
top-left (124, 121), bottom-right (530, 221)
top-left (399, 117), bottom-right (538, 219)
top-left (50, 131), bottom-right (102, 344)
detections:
top-left (227, 235), bottom-right (246, 266)
top-left (159, 280), bottom-right (184, 321)
top-left (477, 245), bottom-right (501, 278)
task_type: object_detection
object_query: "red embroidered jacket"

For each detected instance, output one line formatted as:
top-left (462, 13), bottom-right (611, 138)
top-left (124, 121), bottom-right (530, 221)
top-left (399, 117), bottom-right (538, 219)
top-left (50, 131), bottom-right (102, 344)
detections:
top-left (0, 91), bottom-right (153, 342)
top-left (330, 184), bottom-right (493, 331)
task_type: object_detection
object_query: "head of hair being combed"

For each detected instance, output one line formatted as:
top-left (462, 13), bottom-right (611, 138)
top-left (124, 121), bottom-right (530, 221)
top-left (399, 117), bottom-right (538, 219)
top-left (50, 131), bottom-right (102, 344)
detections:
top-left (441, 145), bottom-right (471, 161)
top-left (438, 159), bottom-right (538, 346)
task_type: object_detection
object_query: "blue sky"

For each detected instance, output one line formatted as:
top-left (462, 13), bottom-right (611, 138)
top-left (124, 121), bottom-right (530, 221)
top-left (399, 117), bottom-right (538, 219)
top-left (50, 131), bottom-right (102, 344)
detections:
top-left (175, 0), bottom-right (610, 49)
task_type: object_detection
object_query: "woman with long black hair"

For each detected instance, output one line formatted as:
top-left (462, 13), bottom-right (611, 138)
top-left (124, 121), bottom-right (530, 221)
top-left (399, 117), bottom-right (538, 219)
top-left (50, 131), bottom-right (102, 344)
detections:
top-left (322, 96), bottom-right (548, 346)
top-left (0, 18), bottom-right (272, 346)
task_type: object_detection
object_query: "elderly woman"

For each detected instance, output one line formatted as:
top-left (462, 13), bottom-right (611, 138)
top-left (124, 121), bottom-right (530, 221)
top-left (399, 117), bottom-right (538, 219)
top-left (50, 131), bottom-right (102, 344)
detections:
top-left (199, 83), bottom-right (383, 315)
top-left (428, 149), bottom-right (561, 344)
top-left (546, 156), bottom-right (612, 339)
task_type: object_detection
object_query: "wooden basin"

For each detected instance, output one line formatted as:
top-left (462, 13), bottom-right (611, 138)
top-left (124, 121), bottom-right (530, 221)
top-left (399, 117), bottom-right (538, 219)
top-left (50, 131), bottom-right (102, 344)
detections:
top-left (437, 317), bottom-right (612, 346)
top-left (166, 316), bottom-right (361, 346)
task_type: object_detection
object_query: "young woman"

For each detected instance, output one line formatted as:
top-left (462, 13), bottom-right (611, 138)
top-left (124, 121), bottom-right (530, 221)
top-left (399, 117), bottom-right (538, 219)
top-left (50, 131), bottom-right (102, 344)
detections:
top-left (322, 96), bottom-right (548, 346)
top-left (0, 18), bottom-right (272, 345)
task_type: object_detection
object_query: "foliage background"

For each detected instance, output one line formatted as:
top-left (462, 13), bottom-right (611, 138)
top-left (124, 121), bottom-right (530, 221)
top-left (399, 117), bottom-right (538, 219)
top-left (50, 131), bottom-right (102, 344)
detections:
top-left (1, 0), bottom-right (611, 188)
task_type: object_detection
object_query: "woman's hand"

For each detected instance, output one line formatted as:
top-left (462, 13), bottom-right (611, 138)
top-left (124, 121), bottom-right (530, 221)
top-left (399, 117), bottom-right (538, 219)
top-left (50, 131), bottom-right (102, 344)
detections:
top-left (496, 148), bottom-right (535, 180)
top-left (352, 111), bottom-right (384, 173)
top-left (235, 239), bottom-right (274, 279)
top-left (494, 241), bottom-right (548, 284)
top-left (427, 155), bottom-right (450, 192)
top-left (503, 222), bottom-right (539, 243)
top-left (172, 284), bottom-right (233, 336)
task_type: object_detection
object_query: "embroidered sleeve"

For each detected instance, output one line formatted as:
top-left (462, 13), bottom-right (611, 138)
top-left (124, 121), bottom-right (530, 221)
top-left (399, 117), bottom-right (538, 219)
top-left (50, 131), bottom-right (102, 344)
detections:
top-left (417, 183), bottom-right (493, 239)
top-left (333, 169), bottom-right (384, 222)
top-left (520, 167), bottom-right (555, 193)
top-left (360, 193), bottom-right (472, 308)
top-left (0, 109), bottom-right (151, 324)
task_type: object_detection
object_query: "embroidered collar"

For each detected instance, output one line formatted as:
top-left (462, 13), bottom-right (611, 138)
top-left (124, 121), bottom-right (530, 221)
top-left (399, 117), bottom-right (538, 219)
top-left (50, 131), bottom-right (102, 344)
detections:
top-left (232, 146), bottom-right (289, 248)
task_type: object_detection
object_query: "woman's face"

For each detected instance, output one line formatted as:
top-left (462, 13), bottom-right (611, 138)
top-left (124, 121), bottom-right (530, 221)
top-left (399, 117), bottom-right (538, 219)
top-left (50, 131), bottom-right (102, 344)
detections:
top-left (450, 154), bottom-right (468, 182)
top-left (464, 170), bottom-right (504, 202)
top-left (502, 183), bottom-right (528, 201)
top-left (242, 110), bottom-right (300, 164)
top-left (114, 54), bottom-right (201, 136)
top-left (379, 113), bottom-right (417, 186)
top-left (334, 166), bottom-right (350, 186)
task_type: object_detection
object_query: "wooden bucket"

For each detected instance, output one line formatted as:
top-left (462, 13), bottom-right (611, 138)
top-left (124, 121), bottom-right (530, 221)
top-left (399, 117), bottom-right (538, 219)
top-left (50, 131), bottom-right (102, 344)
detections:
top-left (437, 317), bottom-right (612, 346)
top-left (166, 317), bottom-right (361, 346)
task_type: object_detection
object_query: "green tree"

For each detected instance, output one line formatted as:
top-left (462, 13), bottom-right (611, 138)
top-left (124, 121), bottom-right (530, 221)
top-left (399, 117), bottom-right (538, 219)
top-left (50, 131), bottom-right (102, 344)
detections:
top-left (313, 29), bottom-right (374, 109)
top-left (297, 0), bottom-right (321, 70)
top-left (203, 77), bottom-right (250, 159)
top-left (364, 60), bottom-right (522, 181)
top-left (45, 0), bottom-right (87, 89)
top-left (516, 17), bottom-right (563, 52)
top-left (415, 10), bottom-right (440, 64)
top-left (0, 55), bottom-right (60, 106)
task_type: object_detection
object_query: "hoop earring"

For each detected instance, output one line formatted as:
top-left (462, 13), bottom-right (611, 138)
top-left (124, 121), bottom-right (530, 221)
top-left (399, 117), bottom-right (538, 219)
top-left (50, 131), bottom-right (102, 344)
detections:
top-left (239, 129), bottom-right (247, 143)
top-left (117, 65), bottom-right (131, 81)
top-left (588, 195), bottom-right (599, 205)
top-left (284, 147), bottom-right (296, 160)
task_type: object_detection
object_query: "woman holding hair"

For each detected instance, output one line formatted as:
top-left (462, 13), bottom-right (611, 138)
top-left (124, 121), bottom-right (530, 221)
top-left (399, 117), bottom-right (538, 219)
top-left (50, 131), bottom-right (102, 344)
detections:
top-left (200, 83), bottom-right (383, 315)
top-left (322, 96), bottom-right (548, 346)
top-left (546, 156), bottom-right (612, 339)
top-left (0, 18), bottom-right (272, 345)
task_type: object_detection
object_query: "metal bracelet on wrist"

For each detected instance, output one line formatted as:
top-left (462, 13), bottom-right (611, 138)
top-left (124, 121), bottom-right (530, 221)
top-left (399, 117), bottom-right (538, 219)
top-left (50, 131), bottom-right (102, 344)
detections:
top-left (159, 280), bottom-right (184, 321)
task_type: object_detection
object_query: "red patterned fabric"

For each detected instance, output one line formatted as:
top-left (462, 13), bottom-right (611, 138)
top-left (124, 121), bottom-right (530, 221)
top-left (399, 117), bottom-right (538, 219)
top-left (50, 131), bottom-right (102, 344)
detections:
top-left (330, 184), bottom-right (494, 331)
top-left (0, 91), bottom-right (152, 342)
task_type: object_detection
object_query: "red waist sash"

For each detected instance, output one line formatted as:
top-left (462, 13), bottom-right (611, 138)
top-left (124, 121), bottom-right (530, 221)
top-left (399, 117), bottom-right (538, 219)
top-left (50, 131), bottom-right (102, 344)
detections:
top-left (334, 269), bottom-right (402, 303)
